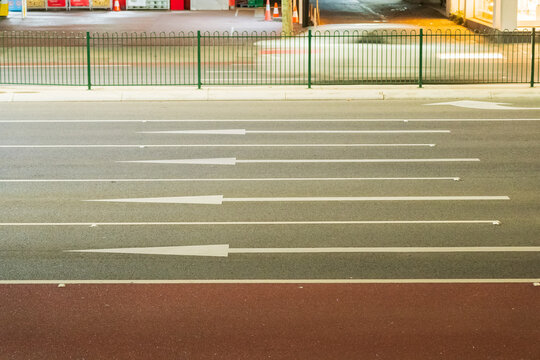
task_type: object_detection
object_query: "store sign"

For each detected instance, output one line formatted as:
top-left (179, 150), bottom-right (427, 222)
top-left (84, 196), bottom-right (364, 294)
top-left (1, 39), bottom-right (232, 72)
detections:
top-left (70, 0), bottom-right (89, 6)
top-left (8, 0), bottom-right (23, 11)
top-left (47, 0), bottom-right (66, 6)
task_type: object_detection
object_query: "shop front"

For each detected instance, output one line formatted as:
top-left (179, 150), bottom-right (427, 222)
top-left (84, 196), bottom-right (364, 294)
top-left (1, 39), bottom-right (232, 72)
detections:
top-left (19, 0), bottom-right (242, 11)
top-left (447, 0), bottom-right (540, 30)
top-left (25, 0), bottom-right (111, 10)
top-left (23, 0), bottom-right (189, 10)
top-left (518, 0), bottom-right (540, 27)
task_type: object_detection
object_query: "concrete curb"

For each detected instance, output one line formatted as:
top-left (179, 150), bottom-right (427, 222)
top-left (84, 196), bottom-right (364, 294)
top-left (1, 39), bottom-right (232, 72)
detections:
top-left (1, 85), bottom-right (539, 102)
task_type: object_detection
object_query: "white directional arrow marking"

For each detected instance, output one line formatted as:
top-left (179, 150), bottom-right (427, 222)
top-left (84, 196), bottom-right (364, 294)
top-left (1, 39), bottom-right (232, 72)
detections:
top-left (139, 129), bottom-right (451, 135)
top-left (427, 100), bottom-right (540, 110)
top-left (118, 158), bottom-right (480, 165)
top-left (67, 245), bottom-right (540, 257)
top-left (86, 195), bottom-right (510, 205)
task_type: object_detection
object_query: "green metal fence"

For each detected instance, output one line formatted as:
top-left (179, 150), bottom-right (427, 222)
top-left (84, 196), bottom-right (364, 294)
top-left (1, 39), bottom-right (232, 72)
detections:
top-left (423, 29), bottom-right (537, 84)
top-left (0, 32), bottom-right (87, 86)
top-left (1, 29), bottom-right (538, 88)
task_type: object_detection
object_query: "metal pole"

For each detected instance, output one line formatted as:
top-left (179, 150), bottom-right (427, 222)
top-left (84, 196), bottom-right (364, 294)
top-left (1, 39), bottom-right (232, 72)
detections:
top-left (418, 28), bottom-right (423, 88)
top-left (282, 0), bottom-right (292, 35)
top-left (86, 32), bottom-right (91, 90)
top-left (302, 0), bottom-right (309, 27)
top-left (307, 29), bottom-right (312, 88)
top-left (316, 0), bottom-right (319, 25)
top-left (531, 28), bottom-right (536, 88)
top-left (197, 30), bottom-right (202, 89)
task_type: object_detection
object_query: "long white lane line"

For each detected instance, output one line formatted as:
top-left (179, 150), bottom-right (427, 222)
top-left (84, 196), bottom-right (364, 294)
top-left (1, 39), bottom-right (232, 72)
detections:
top-left (86, 195), bottom-right (510, 205)
top-left (0, 279), bottom-right (537, 284)
top-left (119, 158), bottom-right (478, 165)
top-left (0, 220), bottom-right (500, 226)
top-left (0, 119), bottom-right (538, 123)
top-left (222, 196), bottom-right (510, 203)
top-left (237, 159), bottom-right (475, 163)
top-left (0, 144), bottom-right (437, 148)
top-left (0, 177), bottom-right (462, 183)
top-left (232, 246), bottom-right (538, 254)
top-left (139, 129), bottom-right (451, 135)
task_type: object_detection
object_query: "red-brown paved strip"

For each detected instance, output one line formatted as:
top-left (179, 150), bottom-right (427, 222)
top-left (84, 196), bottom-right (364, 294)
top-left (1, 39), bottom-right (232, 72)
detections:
top-left (0, 283), bottom-right (539, 359)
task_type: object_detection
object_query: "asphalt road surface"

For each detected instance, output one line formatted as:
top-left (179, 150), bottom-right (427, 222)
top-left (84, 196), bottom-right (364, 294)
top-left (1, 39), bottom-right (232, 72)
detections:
top-left (1, 99), bottom-right (539, 359)
top-left (317, 0), bottom-right (446, 25)
top-left (1, 99), bottom-right (539, 280)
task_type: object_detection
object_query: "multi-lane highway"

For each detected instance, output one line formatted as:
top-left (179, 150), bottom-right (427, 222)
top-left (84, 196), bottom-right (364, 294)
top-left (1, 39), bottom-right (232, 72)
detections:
top-left (1, 99), bottom-right (539, 358)
top-left (1, 100), bottom-right (539, 280)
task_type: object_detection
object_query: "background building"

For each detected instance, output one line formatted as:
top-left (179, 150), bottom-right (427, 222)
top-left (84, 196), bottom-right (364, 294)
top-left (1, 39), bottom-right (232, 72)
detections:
top-left (447, 0), bottom-right (540, 30)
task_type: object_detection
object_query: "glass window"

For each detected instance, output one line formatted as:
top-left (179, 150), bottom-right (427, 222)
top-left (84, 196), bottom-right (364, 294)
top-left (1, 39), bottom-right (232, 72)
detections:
top-left (518, 0), bottom-right (540, 23)
top-left (474, 0), bottom-right (494, 23)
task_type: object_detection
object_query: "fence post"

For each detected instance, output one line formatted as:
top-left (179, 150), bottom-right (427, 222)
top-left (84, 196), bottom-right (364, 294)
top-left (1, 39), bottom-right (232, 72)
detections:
top-left (86, 32), bottom-right (91, 90)
top-left (418, 29), bottom-right (423, 88)
top-left (197, 30), bottom-right (202, 89)
top-left (307, 29), bottom-right (312, 89)
top-left (531, 28), bottom-right (536, 88)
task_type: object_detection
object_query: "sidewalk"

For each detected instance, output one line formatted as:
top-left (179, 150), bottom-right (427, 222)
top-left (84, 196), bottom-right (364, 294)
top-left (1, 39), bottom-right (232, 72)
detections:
top-left (1, 84), bottom-right (539, 101)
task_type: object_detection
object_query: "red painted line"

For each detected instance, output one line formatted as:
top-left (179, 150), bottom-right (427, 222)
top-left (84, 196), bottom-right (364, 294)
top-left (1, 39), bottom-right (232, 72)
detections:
top-left (0, 283), bottom-right (538, 359)
top-left (260, 49), bottom-right (318, 55)
top-left (0, 62), bottom-right (254, 66)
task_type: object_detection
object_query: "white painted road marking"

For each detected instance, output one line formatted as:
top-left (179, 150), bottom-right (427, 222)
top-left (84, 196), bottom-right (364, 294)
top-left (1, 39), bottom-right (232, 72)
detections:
top-left (427, 100), bottom-right (540, 110)
top-left (0, 119), bottom-right (538, 123)
top-left (121, 158), bottom-right (237, 165)
top-left (66, 245), bottom-right (540, 257)
top-left (87, 195), bottom-right (226, 204)
top-left (139, 129), bottom-right (451, 135)
top-left (0, 220), bottom-right (499, 226)
top-left (85, 195), bottom-right (510, 205)
top-left (0, 143), bottom-right (437, 148)
top-left (118, 158), bottom-right (479, 165)
top-left (0, 279), bottom-right (537, 284)
top-left (141, 129), bottom-right (248, 135)
top-left (0, 177), bottom-right (461, 182)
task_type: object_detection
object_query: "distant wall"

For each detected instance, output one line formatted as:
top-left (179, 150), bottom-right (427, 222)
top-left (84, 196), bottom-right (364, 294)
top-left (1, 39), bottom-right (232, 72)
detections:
top-left (191, 0), bottom-right (228, 10)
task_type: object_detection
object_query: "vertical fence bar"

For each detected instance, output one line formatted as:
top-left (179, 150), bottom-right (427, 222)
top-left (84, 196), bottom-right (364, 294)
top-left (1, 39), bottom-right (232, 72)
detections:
top-left (197, 30), bottom-right (202, 89)
top-left (0, 32), bottom-right (4, 85)
top-left (418, 28), bottom-right (423, 88)
top-left (86, 32), bottom-right (91, 90)
top-left (531, 28), bottom-right (536, 87)
top-left (307, 29), bottom-right (312, 88)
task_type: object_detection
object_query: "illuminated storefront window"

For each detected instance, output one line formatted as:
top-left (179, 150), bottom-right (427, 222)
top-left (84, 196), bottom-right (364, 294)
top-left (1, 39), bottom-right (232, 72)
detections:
top-left (518, 0), bottom-right (540, 25)
top-left (474, 0), bottom-right (494, 23)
